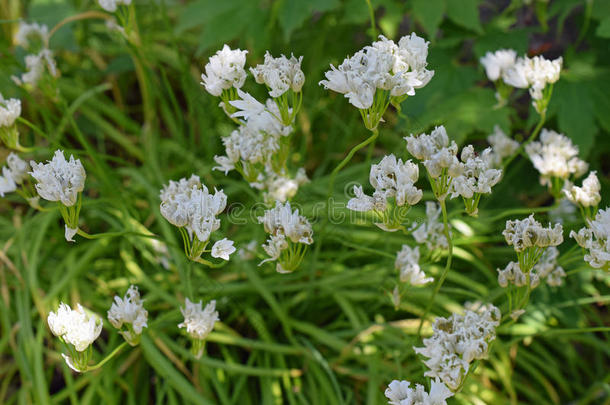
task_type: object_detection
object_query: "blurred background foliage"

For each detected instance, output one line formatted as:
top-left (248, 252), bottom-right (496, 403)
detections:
top-left (1, 0), bottom-right (610, 404)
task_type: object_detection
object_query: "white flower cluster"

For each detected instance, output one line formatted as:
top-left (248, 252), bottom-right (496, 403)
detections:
top-left (414, 305), bottom-right (501, 391)
top-left (48, 303), bottom-right (102, 352)
top-left (107, 285), bottom-right (148, 345)
top-left (14, 22), bottom-right (48, 49)
top-left (98, 0), bottom-right (132, 12)
top-left (563, 171), bottom-right (601, 208)
top-left (347, 154), bottom-right (422, 215)
top-left (250, 52), bottom-right (305, 98)
top-left (0, 153), bottom-right (29, 197)
top-left (319, 33), bottom-right (434, 109)
top-left (178, 298), bottom-right (219, 340)
top-left (503, 214), bottom-right (563, 253)
top-left (487, 125), bottom-right (519, 167)
top-left (159, 175), bottom-right (230, 248)
top-left (498, 246), bottom-right (566, 288)
top-left (449, 145), bottom-right (502, 214)
top-left (413, 202), bottom-right (449, 252)
top-left (571, 208), bottom-right (610, 269)
top-left (258, 201), bottom-right (313, 273)
top-left (0, 94), bottom-right (21, 128)
top-left (405, 126), bottom-right (461, 199)
top-left (395, 245), bottom-right (433, 285)
top-left (480, 49), bottom-right (517, 82)
top-left (30, 150), bottom-right (86, 206)
top-left (259, 169), bottom-right (309, 204)
top-left (13, 49), bottom-right (59, 88)
top-left (200, 45), bottom-right (248, 97)
top-left (525, 129), bottom-right (588, 188)
top-left (385, 378), bottom-right (453, 405)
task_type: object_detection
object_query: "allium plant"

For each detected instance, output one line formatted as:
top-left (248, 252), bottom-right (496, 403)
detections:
top-left (178, 298), bottom-right (219, 359)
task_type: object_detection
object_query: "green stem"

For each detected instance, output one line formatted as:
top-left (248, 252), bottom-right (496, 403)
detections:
top-left (365, 0), bottom-right (377, 40)
top-left (417, 199), bottom-right (453, 337)
top-left (502, 111), bottom-right (546, 171)
top-left (84, 342), bottom-right (129, 372)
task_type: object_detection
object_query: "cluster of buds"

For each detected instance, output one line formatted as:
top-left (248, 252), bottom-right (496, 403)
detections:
top-left (347, 154), bottom-right (422, 231)
top-left (320, 33), bottom-right (434, 130)
top-left (30, 150), bottom-right (86, 242)
top-left (571, 207), bottom-right (610, 270)
top-left (481, 49), bottom-right (561, 114)
top-left (394, 245), bottom-right (433, 286)
top-left (525, 129), bottom-right (588, 199)
top-left (414, 305), bottom-right (501, 391)
top-left (159, 175), bottom-right (235, 264)
top-left (257, 201), bottom-right (313, 273)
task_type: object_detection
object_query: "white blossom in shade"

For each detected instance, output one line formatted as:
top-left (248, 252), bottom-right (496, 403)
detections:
top-left (503, 214), bottom-right (563, 252)
top-left (159, 175), bottom-right (227, 243)
top-left (238, 240), bottom-right (258, 260)
top-left (229, 92), bottom-right (293, 137)
top-left (480, 49), bottom-right (517, 81)
top-left (260, 233), bottom-right (288, 264)
top-left (319, 33), bottom-right (434, 109)
top-left (502, 55), bottom-right (562, 112)
top-left (395, 245), bottom-right (433, 285)
top-left (14, 22), bottom-right (48, 49)
top-left (47, 303), bottom-right (102, 352)
top-left (211, 238), bottom-right (236, 260)
top-left (200, 45), bottom-right (248, 97)
top-left (532, 247), bottom-right (566, 287)
top-left (549, 198), bottom-right (578, 225)
top-left (449, 145), bottom-right (502, 203)
top-left (250, 52), bottom-right (305, 97)
top-left (525, 129), bottom-right (588, 187)
top-left (258, 201), bottom-right (313, 245)
top-left (14, 49), bottom-right (59, 87)
top-left (178, 298), bottom-right (219, 341)
top-left (347, 185), bottom-right (386, 212)
top-left (414, 305), bottom-right (501, 391)
top-left (497, 261), bottom-right (539, 288)
top-left (65, 225), bottom-right (78, 243)
top-left (6, 153), bottom-right (29, 184)
top-left (98, 0), bottom-right (132, 13)
top-left (29, 150), bottom-right (86, 206)
top-left (0, 167), bottom-right (17, 197)
top-left (563, 171), bottom-right (601, 208)
top-left (413, 202), bottom-right (449, 251)
top-left (487, 125), bottom-right (519, 167)
top-left (385, 378), bottom-right (453, 405)
top-left (107, 285), bottom-right (148, 345)
top-left (570, 207), bottom-right (610, 269)
top-left (263, 168), bottom-right (309, 203)
top-left (405, 126), bottom-right (462, 179)
top-left (0, 94), bottom-right (21, 128)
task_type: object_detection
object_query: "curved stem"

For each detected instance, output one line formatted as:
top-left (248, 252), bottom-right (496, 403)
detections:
top-left (326, 128), bottom-right (379, 199)
top-left (85, 342), bottom-right (129, 372)
top-left (502, 111), bottom-right (546, 171)
top-left (417, 199), bottom-right (453, 337)
top-left (77, 229), bottom-right (160, 240)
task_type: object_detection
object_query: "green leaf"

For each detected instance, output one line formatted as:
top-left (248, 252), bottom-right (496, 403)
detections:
top-left (279, 0), bottom-right (340, 41)
top-left (445, 0), bottom-right (483, 34)
top-left (554, 81), bottom-right (597, 158)
top-left (412, 0), bottom-right (445, 38)
top-left (176, 0), bottom-right (241, 34)
top-left (595, 17), bottom-right (610, 38)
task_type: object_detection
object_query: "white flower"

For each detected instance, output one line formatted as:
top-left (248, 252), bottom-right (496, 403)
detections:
top-left (48, 303), bottom-right (102, 352)
top-left (525, 129), bottom-right (588, 186)
top-left (250, 52), bottom-right (305, 97)
top-left (65, 225), bottom-right (78, 242)
top-left (503, 214), bottom-right (563, 252)
top-left (7, 153), bottom-right (29, 184)
top-left (385, 378), bottom-right (453, 405)
top-left (319, 33), bottom-right (434, 109)
top-left (263, 168), bottom-right (308, 203)
top-left (98, 0), bottom-right (132, 13)
top-left (0, 94), bottom-right (21, 127)
top-left (14, 22), bottom-right (48, 49)
top-left (200, 45), bottom-right (248, 96)
top-left (570, 207), bottom-right (610, 269)
top-left (395, 245), bottom-right (433, 285)
top-left (178, 298), bottom-right (219, 340)
top-left (159, 175), bottom-right (227, 243)
top-left (563, 171), bottom-right (601, 208)
top-left (107, 285), bottom-right (148, 344)
top-left (30, 150), bottom-right (86, 206)
top-left (480, 49), bottom-right (517, 81)
top-left (211, 238), bottom-right (236, 260)
top-left (487, 125), bottom-right (519, 167)
top-left (14, 49), bottom-right (59, 87)
top-left (497, 261), bottom-right (539, 288)
top-left (414, 305), bottom-right (500, 391)
top-left (413, 202), bottom-right (449, 251)
top-left (405, 126), bottom-right (462, 180)
top-left (258, 201), bottom-right (313, 245)
top-left (0, 167), bottom-right (17, 197)
top-left (532, 247), bottom-right (565, 287)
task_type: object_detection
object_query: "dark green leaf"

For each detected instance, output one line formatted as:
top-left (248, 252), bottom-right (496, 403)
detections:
top-left (445, 0), bottom-right (483, 34)
top-left (595, 17), bottom-right (610, 38)
top-left (412, 0), bottom-right (445, 38)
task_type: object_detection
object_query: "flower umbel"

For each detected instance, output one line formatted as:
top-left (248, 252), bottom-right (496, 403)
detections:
top-left (107, 285), bottom-right (148, 346)
top-left (178, 298), bottom-right (219, 359)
